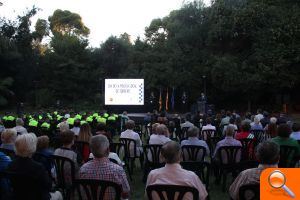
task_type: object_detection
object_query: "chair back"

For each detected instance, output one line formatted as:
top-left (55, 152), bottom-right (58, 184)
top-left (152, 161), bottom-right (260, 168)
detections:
top-left (239, 184), bottom-right (260, 200)
top-left (278, 145), bottom-right (298, 167)
top-left (218, 146), bottom-right (242, 165)
top-left (110, 142), bottom-right (125, 159)
top-left (75, 179), bottom-right (122, 200)
top-left (250, 130), bottom-right (266, 143)
top-left (119, 138), bottom-right (138, 158)
top-left (51, 155), bottom-right (76, 195)
top-left (146, 184), bottom-right (199, 200)
top-left (33, 152), bottom-right (53, 177)
top-left (200, 129), bottom-right (216, 141)
top-left (3, 171), bottom-right (48, 200)
top-left (181, 145), bottom-right (206, 162)
top-left (73, 141), bottom-right (90, 162)
top-left (0, 148), bottom-right (15, 159)
top-left (175, 128), bottom-right (186, 141)
top-left (239, 138), bottom-right (256, 161)
top-left (180, 161), bottom-right (210, 188)
top-left (144, 144), bottom-right (164, 166)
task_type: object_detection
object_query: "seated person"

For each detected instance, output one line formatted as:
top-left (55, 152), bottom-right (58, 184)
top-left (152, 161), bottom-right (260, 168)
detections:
top-left (14, 118), bottom-right (28, 135)
top-left (181, 126), bottom-right (210, 158)
top-left (290, 122), bottom-right (300, 141)
top-left (180, 114), bottom-right (194, 129)
top-left (222, 118), bottom-right (238, 136)
top-left (35, 135), bottom-right (54, 173)
top-left (79, 135), bottom-right (130, 199)
top-left (70, 119), bottom-right (81, 136)
top-left (0, 128), bottom-right (17, 151)
top-left (201, 118), bottom-right (216, 131)
top-left (120, 120), bottom-right (143, 156)
top-left (250, 116), bottom-right (263, 131)
top-left (235, 121), bottom-right (251, 140)
top-left (272, 124), bottom-right (300, 163)
top-left (229, 141), bottom-right (280, 200)
top-left (149, 124), bottom-right (171, 145)
top-left (213, 125), bottom-right (242, 160)
top-left (146, 141), bottom-right (208, 200)
top-left (7, 133), bottom-right (62, 200)
top-left (95, 123), bottom-right (112, 142)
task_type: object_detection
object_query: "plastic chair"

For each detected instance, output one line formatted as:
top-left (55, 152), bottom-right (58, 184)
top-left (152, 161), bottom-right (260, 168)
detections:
top-left (75, 179), bottom-right (122, 200)
top-left (239, 184), bottom-right (260, 200)
top-left (146, 184), bottom-right (199, 200)
top-left (73, 141), bottom-right (90, 163)
top-left (278, 145), bottom-right (298, 167)
top-left (181, 145), bottom-right (206, 162)
top-left (51, 155), bottom-right (76, 200)
top-left (143, 144), bottom-right (164, 182)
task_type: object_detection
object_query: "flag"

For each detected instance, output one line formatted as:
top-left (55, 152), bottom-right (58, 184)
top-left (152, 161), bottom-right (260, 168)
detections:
top-left (171, 87), bottom-right (175, 110)
top-left (165, 88), bottom-right (169, 111)
top-left (159, 88), bottom-right (162, 111)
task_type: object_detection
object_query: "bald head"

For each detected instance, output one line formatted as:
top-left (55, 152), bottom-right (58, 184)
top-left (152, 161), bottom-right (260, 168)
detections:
top-left (161, 141), bottom-right (181, 164)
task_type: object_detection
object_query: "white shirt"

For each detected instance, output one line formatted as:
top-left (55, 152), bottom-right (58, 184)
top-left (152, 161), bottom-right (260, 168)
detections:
top-left (201, 124), bottom-right (216, 131)
top-left (149, 134), bottom-right (171, 145)
top-left (120, 129), bottom-right (143, 156)
top-left (146, 163), bottom-right (208, 200)
top-left (71, 127), bottom-right (80, 136)
top-left (255, 114), bottom-right (264, 121)
top-left (14, 126), bottom-right (27, 135)
top-left (290, 132), bottom-right (300, 140)
top-left (180, 121), bottom-right (194, 129)
top-left (89, 152), bottom-right (123, 166)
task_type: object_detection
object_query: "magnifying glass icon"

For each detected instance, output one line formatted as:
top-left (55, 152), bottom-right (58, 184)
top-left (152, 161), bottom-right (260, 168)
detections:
top-left (268, 170), bottom-right (295, 198)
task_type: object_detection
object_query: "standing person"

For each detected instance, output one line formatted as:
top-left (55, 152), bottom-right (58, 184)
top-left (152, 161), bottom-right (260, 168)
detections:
top-left (146, 141), bottom-right (208, 200)
top-left (120, 111), bottom-right (129, 131)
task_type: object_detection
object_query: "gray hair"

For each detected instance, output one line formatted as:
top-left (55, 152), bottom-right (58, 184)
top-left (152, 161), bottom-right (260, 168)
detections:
top-left (161, 141), bottom-right (181, 164)
top-left (187, 126), bottom-right (199, 137)
top-left (270, 117), bottom-right (277, 124)
top-left (90, 135), bottom-right (110, 158)
top-left (15, 133), bottom-right (37, 157)
top-left (16, 118), bottom-right (24, 126)
top-left (59, 121), bottom-right (69, 132)
top-left (1, 128), bottom-right (17, 144)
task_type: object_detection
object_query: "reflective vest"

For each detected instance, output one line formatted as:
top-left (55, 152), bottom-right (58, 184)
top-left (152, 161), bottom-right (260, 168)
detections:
top-left (80, 120), bottom-right (87, 125)
top-left (41, 122), bottom-right (50, 129)
top-left (2, 116), bottom-right (8, 121)
top-left (7, 116), bottom-right (15, 121)
top-left (29, 120), bottom-right (38, 127)
top-left (86, 116), bottom-right (93, 123)
top-left (93, 113), bottom-right (99, 118)
top-left (67, 118), bottom-right (75, 125)
top-left (103, 113), bottom-right (109, 118)
top-left (113, 114), bottom-right (119, 119)
top-left (97, 117), bottom-right (106, 124)
top-left (75, 114), bottom-right (82, 120)
top-left (57, 115), bottom-right (63, 121)
top-left (39, 115), bottom-right (43, 120)
top-left (107, 116), bottom-right (116, 121)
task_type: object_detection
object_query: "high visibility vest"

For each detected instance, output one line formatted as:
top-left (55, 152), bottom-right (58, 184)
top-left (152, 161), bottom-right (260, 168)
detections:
top-left (67, 118), bottom-right (75, 125)
top-left (86, 116), bottom-right (93, 123)
top-left (57, 115), bottom-right (63, 121)
top-left (7, 116), bottom-right (15, 121)
top-left (54, 111), bottom-right (58, 115)
top-left (39, 115), bottom-right (43, 120)
top-left (93, 113), bottom-right (99, 118)
top-left (75, 114), bottom-right (82, 120)
top-left (41, 122), bottom-right (50, 129)
top-left (29, 120), bottom-right (38, 127)
top-left (97, 117), bottom-right (106, 124)
top-left (3, 116), bottom-right (8, 121)
top-left (80, 120), bottom-right (87, 125)
top-left (113, 114), bottom-right (119, 118)
top-left (107, 116), bottom-right (116, 121)
top-left (103, 113), bottom-right (109, 118)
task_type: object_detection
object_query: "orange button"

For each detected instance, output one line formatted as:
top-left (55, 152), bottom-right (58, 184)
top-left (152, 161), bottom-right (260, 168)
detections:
top-left (261, 168), bottom-right (300, 199)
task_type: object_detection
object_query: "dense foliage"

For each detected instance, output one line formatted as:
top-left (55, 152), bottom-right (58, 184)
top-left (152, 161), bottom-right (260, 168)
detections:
top-left (0, 0), bottom-right (299, 110)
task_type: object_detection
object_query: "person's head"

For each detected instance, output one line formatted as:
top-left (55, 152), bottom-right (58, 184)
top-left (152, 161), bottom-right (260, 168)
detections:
top-left (277, 124), bottom-right (292, 138)
top-left (229, 118), bottom-right (235, 124)
top-left (255, 141), bottom-right (280, 165)
top-left (1, 128), bottom-right (17, 144)
top-left (78, 123), bottom-right (92, 142)
top-left (15, 133), bottom-right (37, 158)
top-left (60, 130), bottom-right (75, 146)
top-left (206, 118), bottom-right (212, 125)
top-left (161, 141), bottom-right (181, 164)
top-left (156, 124), bottom-right (168, 136)
top-left (253, 116), bottom-right (260, 124)
top-left (225, 125), bottom-right (235, 137)
top-left (73, 119), bottom-right (81, 127)
top-left (151, 123), bottom-right (160, 134)
top-left (59, 121), bottom-right (69, 132)
top-left (187, 126), bottom-right (199, 138)
top-left (292, 123), bottom-right (300, 132)
top-left (90, 135), bottom-right (109, 158)
top-left (37, 135), bottom-right (50, 151)
top-left (96, 123), bottom-right (107, 132)
top-left (125, 120), bottom-right (135, 130)
top-left (16, 118), bottom-right (24, 126)
top-left (263, 111), bottom-right (269, 117)
top-left (270, 117), bottom-right (277, 124)
top-left (241, 121), bottom-right (251, 132)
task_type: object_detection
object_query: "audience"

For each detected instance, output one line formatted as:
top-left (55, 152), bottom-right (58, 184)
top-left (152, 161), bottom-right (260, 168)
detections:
top-left (58, 121), bottom-right (69, 133)
top-left (265, 117), bottom-right (278, 138)
top-left (120, 120), bottom-right (143, 156)
top-left (222, 118), bottom-right (238, 136)
top-left (80, 135), bottom-right (130, 199)
top-left (229, 141), bottom-right (280, 200)
top-left (14, 118), bottom-right (27, 135)
top-left (149, 124), bottom-right (171, 145)
top-left (7, 133), bottom-right (62, 200)
top-left (201, 117), bottom-right (216, 131)
top-left (0, 128), bottom-right (17, 151)
top-left (235, 121), bottom-right (251, 140)
top-left (250, 116), bottom-right (263, 131)
top-left (290, 122), bottom-right (300, 141)
top-left (35, 135), bottom-right (54, 173)
top-left (181, 126), bottom-right (210, 157)
top-left (70, 119), bottom-right (81, 136)
top-left (180, 114), bottom-right (194, 129)
top-left (146, 141), bottom-right (208, 200)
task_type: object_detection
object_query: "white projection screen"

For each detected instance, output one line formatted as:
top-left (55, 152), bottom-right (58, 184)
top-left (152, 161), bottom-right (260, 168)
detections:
top-left (105, 79), bottom-right (144, 105)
